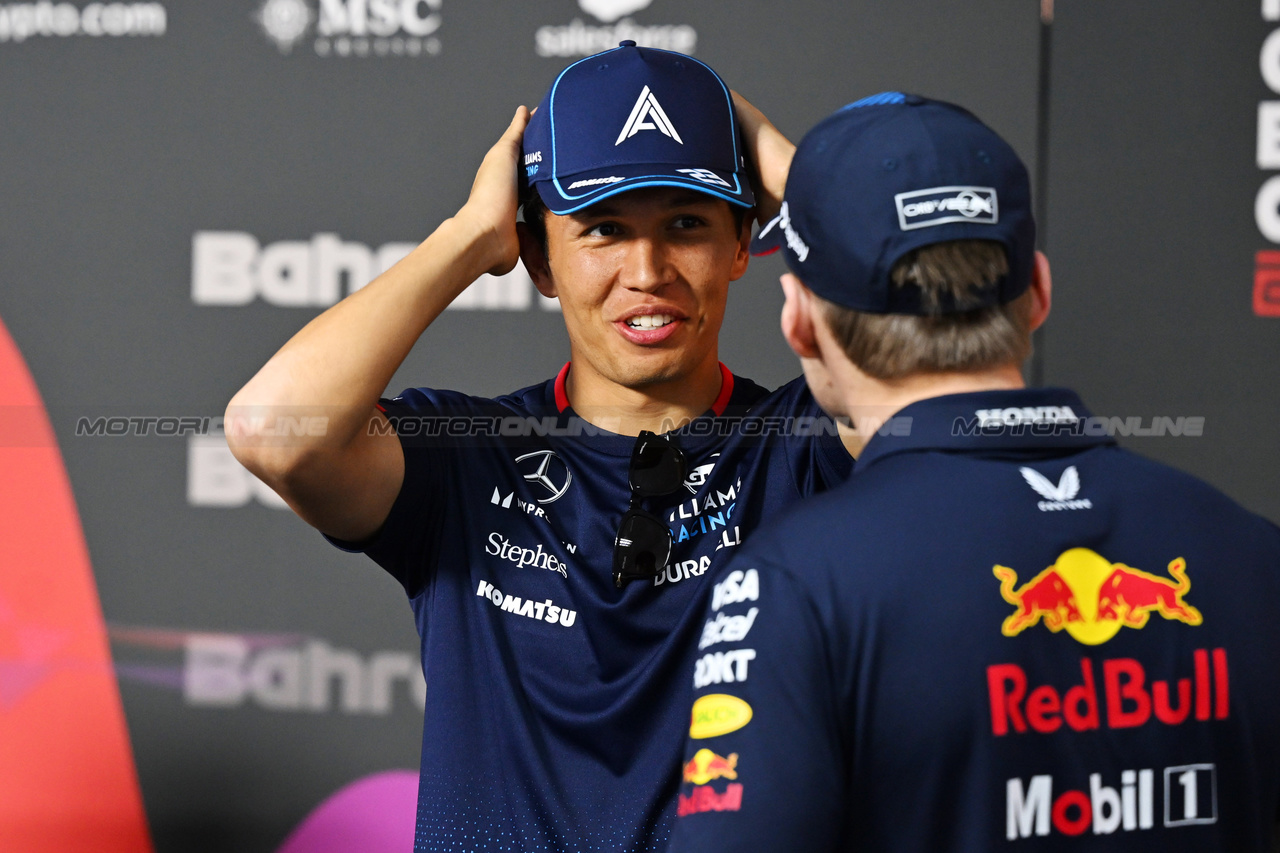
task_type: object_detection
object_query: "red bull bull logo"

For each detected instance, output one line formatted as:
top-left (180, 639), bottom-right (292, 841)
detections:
top-left (682, 748), bottom-right (738, 786)
top-left (994, 548), bottom-right (1202, 645)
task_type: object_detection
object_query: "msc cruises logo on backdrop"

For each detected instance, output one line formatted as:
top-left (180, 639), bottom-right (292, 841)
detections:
top-left (535, 0), bottom-right (695, 58)
top-left (254, 0), bottom-right (441, 58)
top-left (0, 2), bottom-right (166, 43)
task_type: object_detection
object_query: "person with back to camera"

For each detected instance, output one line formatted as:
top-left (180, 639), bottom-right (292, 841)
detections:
top-left (666, 92), bottom-right (1280, 852)
top-left (225, 41), bottom-right (854, 852)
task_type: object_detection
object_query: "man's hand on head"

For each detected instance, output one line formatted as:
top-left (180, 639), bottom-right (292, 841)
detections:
top-left (731, 91), bottom-right (794, 227)
top-left (455, 105), bottom-right (530, 277)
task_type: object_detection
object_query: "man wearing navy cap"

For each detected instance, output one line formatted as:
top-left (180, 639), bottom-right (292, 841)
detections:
top-left (226, 43), bottom-right (852, 852)
top-left (668, 93), bottom-right (1280, 851)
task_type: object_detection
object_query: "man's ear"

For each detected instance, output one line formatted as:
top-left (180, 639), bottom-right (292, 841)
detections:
top-left (779, 273), bottom-right (821, 359)
top-left (1027, 250), bottom-right (1052, 332)
top-left (517, 221), bottom-right (556, 298)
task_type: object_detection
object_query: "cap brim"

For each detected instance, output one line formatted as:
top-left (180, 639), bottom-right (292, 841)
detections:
top-left (534, 163), bottom-right (753, 215)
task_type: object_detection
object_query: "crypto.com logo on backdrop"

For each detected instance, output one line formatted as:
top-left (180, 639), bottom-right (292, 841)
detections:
top-left (535, 0), bottom-right (696, 58)
top-left (254, 0), bottom-right (440, 58)
top-left (0, 1), bottom-right (165, 43)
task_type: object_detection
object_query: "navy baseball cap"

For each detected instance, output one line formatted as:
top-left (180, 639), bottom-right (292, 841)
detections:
top-left (521, 41), bottom-right (754, 215)
top-left (754, 92), bottom-right (1035, 315)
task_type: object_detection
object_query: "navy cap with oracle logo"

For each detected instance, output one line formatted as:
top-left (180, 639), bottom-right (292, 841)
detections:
top-left (521, 41), bottom-right (754, 215)
top-left (753, 92), bottom-right (1035, 315)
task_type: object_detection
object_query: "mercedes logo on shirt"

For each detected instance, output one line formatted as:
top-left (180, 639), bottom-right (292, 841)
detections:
top-left (515, 450), bottom-right (573, 504)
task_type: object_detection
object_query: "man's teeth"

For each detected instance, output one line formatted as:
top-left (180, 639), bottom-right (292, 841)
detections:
top-left (627, 314), bottom-right (674, 329)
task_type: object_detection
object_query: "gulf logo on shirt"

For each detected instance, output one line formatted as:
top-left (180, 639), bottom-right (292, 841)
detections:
top-left (993, 548), bottom-right (1201, 646)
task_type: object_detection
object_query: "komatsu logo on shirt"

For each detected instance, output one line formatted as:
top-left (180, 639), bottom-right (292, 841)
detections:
top-left (476, 580), bottom-right (577, 627)
top-left (895, 186), bottom-right (998, 231)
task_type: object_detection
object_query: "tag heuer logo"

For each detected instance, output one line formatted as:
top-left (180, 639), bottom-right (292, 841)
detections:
top-left (895, 186), bottom-right (997, 231)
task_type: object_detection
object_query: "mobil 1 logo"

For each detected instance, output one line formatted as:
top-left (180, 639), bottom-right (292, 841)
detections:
top-left (1005, 763), bottom-right (1217, 840)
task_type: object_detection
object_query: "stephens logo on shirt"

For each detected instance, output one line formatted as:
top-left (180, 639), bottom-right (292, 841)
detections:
top-left (485, 531), bottom-right (570, 578)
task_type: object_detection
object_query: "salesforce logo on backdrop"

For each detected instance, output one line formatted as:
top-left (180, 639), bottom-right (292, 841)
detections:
top-left (536, 0), bottom-right (696, 58)
top-left (255, 0), bottom-right (441, 58)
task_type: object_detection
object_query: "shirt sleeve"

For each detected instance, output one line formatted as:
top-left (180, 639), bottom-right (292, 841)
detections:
top-left (667, 555), bottom-right (846, 853)
top-left (322, 388), bottom-right (463, 598)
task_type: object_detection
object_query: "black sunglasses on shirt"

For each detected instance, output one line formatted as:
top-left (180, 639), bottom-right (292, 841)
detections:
top-left (612, 430), bottom-right (687, 588)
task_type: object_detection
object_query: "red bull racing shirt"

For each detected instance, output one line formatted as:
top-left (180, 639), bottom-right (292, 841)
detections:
top-left (327, 365), bottom-right (852, 852)
top-left (667, 387), bottom-right (1280, 853)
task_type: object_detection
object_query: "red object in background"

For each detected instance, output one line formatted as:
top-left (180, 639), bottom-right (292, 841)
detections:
top-left (0, 314), bottom-right (153, 852)
top-left (1253, 251), bottom-right (1280, 317)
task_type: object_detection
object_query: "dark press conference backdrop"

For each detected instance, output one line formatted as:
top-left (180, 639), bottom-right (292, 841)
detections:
top-left (0, 1), bottom-right (1274, 851)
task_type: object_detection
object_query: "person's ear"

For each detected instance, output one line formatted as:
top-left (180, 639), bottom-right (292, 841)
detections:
top-left (779, 273), bottom-right (821, 359)
top-left (1027, 250), bottom-right (1052, 331)
top-left (518, 221), bottom-right (556, 298)
top-left (728, 208), bottom-right (752, 282)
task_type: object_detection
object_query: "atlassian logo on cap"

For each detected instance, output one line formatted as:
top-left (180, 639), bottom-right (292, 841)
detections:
top-left (616, 85), bottom-right (683, 146)
top-left (895, 186), bottom-right (998, 231)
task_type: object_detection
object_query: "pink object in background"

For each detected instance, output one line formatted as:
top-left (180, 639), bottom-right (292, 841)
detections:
top-left (275, 771), bottom-right (418, 853)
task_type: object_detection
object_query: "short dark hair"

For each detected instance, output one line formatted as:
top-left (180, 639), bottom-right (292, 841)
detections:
top-left (519, 191), bottom-right (749, 259)
top-left (818, 240), bottom-right (1034, 380)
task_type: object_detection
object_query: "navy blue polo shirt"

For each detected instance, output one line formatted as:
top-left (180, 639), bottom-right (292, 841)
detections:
top-left (330, 364), bottom-right (851, 852)
top-left (669, 388), bottom-right (1280, 852)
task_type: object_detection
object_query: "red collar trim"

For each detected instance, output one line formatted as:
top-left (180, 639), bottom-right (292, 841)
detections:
top-left (554, 361), bottom-right (734, 417)
top-left (554, 362), bottom-right (572, 413)
top-left (710, 362), bottom-right (734, 416)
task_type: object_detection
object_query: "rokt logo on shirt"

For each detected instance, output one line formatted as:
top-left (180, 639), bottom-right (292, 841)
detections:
top-left (994, 548), bottom-right (1201, 645)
